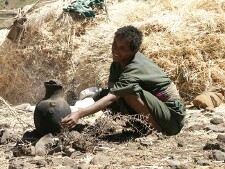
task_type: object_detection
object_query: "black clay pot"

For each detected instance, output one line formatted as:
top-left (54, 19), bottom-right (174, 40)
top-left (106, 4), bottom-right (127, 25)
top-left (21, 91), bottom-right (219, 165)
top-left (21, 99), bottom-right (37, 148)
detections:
top-left (34, 80), bottom-right (71, 136)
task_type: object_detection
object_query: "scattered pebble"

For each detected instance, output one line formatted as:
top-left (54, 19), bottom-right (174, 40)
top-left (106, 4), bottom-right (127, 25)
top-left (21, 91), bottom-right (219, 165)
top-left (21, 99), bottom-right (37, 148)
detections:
top-left (51, 157), bottom-right (63, 166)
top-left (0, 123), bottom-right (10, 128)
top-left (91, 154), bottom-right (110, 165)
top-left (177, 141), bottom-right (185, 147)
top-left (166, 159), bottom-right (181, 168)
top-left (0, 129), bottom-right (16, 144)
top-left (8, 160), bottom-right (24, 169)
top-left (203, 142), bottom-right (221, 151)
top-left (188, 124), bottom-right (205, 131)
top-left (212, 150), bottom-right (225, 161)
top-left (204, 125), bottom-right (225, 133)
top-left (35, 158), bottom-right (48, 167)
top-left (210, 117), bottom-right (224, 125)
top-left (35, 133), bottom-right (55, 156)
top-left (78, 162), bottom-right (90, 169)
top-left (217, 134), bottom-right (225, 143)
top-left (196, 159), bottom-right (210, 166)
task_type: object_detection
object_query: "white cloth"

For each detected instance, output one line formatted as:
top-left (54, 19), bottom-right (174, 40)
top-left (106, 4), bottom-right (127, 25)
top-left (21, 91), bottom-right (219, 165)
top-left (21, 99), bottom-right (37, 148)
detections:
top-left (70, 97), bottom-right (95, 112)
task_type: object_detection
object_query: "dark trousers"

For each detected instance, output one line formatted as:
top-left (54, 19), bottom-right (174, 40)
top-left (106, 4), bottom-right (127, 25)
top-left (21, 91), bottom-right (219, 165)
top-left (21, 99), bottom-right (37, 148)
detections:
top-left (93, 88), bottom-right (135, 115)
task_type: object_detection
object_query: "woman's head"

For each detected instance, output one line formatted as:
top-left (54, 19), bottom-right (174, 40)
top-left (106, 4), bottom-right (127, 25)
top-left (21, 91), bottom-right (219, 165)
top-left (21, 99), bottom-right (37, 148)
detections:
top-left (114, 25), bottom-right (143, 52)
top-left (112, 26), bottom-right (143, 66)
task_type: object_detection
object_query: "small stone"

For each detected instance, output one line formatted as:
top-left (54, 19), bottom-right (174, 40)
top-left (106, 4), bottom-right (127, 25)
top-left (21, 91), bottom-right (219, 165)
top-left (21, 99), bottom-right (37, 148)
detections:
top-left (68, 131), bottom-right (81, 139)
top-left (104, 165), bottom-right (114, 169)
top-left (196, 159), bottom-right (210, 166)
top-left (203, 112), bottom-right (213, 117)
top-left (212, 150), bottom-right (225, 161)
top-left (140, 140), bottom-right (153, 146)
top-left (62, 156), bottom-right (76, 168)
top-left (210, 118), bottom-right (224, 125)
top-left (177, 141), bottom-right (184, 147)
top-left (1, 129), bottom-right (16, 144)
top-left (8, 160), bottom-right (24, 169)
top-left (0, 123), bottom-right (10, 129)
top-left (188, 124), bottom-right (205, 131)
top-left (204, 125), bottom-right (225, 133)
top-left (124, 150), bottom-right (134, 157)
top-left (48, 145), bottom-right (62, 155)
top-left (35, 133), bottom-right (55, 156)
top-left (78, 162), bottom-right (90, 169)
top-left (35, 159), bottom-right (47, 167)
top-left (70, 151), bottom-right (83, 159)
top-left (53, 152), bottom-right (63, 157)
top-left (166, 159), bottom-right (181, 168)
top-left (135, 136), bottom-right (156, 147)
top-left (203, 142), bottom-right (221, 150)
top-left (217, 134), bottom-right (225, 143)
top-left (72, 139), bottom-right (93, 152)
top-left (91, 154), bottom-right (110, 165)
top-left (33, 155), bottom-right (45, 161)
top-left (205, 107), bottom-right (215, 112)
top-left (52, 157), bottom-right (63, 166)
top-left (179, 163), bottom-right (194, 169)
top-left (30, 146), bottom-right (36, 156)
top-left (64, 147), bottom-right (75, 157)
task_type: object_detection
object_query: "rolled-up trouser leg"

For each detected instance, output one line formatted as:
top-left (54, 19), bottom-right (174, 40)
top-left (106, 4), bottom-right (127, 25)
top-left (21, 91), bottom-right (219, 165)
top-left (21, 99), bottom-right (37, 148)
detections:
top-left (139, 90), bottom-right (182, 135)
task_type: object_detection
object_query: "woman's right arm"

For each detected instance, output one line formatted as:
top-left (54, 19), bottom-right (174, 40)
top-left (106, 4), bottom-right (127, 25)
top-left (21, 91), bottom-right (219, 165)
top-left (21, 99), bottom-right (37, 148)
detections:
top-left (60, 93), bottom-right (119, 129)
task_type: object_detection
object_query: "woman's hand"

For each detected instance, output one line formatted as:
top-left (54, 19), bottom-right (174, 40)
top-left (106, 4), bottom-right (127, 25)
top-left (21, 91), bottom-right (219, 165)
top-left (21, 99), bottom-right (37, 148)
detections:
top-left (60, 111), bottom-right (81, 129)
top-left (60, 93), bottom-right (119, 129)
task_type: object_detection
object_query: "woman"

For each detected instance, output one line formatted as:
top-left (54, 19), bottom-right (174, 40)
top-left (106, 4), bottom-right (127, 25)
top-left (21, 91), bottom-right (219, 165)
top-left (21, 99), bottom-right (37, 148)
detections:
top-left (60, 25), bottom-right (186, 136)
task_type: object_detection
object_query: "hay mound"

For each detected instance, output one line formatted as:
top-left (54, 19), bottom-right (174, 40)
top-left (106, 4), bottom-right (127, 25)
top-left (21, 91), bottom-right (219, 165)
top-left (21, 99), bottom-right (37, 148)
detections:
top-left (0, 0), bottom-right (224, 104)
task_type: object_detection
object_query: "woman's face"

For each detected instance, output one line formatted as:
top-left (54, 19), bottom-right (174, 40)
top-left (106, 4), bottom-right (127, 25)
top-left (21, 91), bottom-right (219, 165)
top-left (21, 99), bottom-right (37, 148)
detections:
top-left (112, 36), bottom-right (136, 66)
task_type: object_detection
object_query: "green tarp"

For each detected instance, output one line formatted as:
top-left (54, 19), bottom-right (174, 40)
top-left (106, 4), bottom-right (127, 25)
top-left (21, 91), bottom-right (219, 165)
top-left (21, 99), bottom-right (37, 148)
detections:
top-left (63, 0), bottom-right (105, 18)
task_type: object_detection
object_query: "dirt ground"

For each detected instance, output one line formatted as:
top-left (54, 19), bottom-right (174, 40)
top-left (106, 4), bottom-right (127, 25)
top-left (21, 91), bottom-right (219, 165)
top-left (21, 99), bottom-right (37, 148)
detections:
top-left (0, 0), bottom-right (224, 168)
top-left (0, 102), bottom-right (225, 169)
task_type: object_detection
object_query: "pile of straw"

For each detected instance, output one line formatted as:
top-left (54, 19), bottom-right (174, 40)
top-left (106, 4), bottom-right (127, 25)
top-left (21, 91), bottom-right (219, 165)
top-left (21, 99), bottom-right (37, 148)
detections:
top-left (0, 0), bottom-right (224, 104)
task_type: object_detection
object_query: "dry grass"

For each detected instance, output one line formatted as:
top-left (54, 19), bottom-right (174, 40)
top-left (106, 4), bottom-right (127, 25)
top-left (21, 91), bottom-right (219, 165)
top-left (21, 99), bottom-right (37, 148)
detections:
top-left (0, 96), bottom-right (33, 131)
top-left (0, 0), bottom-right (225, 104)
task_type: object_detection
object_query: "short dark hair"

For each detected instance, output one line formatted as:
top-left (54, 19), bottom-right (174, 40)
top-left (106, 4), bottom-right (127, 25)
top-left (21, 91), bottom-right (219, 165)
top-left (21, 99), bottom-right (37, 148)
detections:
top-left (115, 25), bottom-right (143, 52)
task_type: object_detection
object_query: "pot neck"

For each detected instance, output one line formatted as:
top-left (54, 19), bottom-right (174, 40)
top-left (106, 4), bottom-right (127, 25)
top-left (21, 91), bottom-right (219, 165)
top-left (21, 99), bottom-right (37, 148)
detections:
top-left (44, 85), bottom-right (63, 99)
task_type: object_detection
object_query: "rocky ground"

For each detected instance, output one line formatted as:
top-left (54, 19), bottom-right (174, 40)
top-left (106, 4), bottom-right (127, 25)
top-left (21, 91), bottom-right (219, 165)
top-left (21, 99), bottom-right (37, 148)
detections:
top-left (0, 102), bottom-right (225, 169)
